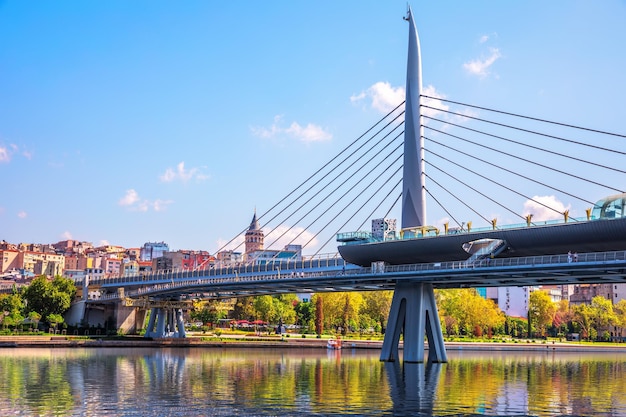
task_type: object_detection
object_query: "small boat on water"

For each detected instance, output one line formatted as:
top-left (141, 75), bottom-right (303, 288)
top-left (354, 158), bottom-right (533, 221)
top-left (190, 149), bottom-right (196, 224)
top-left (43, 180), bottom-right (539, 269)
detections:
top-left (327, 338), bottom-right (342, 350)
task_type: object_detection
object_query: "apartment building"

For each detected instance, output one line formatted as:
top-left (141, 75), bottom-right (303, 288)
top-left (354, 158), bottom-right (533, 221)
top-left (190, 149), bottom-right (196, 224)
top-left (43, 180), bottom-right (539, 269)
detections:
top-left (0, 249), bottom-right (20, 274)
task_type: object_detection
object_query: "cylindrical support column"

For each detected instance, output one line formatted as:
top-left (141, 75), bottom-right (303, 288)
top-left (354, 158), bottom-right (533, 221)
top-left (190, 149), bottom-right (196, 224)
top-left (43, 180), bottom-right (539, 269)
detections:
top-left (176, 309), bottom-right (186, 338)
top-left (145, 307), bottom-right (157, 338)
top-left (155, 308), bottom-right (166, 338)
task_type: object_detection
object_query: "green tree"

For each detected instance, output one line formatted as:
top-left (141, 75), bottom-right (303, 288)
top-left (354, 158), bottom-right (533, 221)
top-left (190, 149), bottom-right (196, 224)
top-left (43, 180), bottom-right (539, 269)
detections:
top-left (360, 291), bottom-right (393, 333)
top-left (272, 294), bottom-right (298, 325)
top-left (253, 295), bottom-right (275, 323)
top-left (438, 289), bottom-right (504, 337)
top-left (232, 296), bottom-right (255, 321)
top-left (0, 293), bottom-right (24, 315)
top-left (47, 313), bottom-right (64, 331)
top-left (590, 296), bottom-right (617, 341)
top-left (294, 301), bottom-right (314, 331)
top-left (506, 316), bottom-right (528, 338)
top-left (529, 290), bottom-right (557, 337)
top-left (22, 276), bottom-right (76, 325)
top-left (190, 299), bottom-right (229, 328)
top-left (573, 303), bottom-right (594, 340)
top-left (28, 311), bottom-right (42, 331)
top-left (0, 292), bottom-right (25, 331)
top-left (614, 299), bottom-right (626, 340)
top-left (316, 292), bottom-right (363, 334)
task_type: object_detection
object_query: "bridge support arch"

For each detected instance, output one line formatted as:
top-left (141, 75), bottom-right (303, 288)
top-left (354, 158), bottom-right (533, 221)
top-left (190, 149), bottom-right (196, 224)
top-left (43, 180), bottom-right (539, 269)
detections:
top-left (380, 282), bottom-right (447, 363)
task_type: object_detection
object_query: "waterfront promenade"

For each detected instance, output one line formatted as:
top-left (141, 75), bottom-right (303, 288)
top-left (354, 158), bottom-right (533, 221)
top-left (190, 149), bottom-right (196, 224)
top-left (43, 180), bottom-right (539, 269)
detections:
top-left (3, 334), bottom-right (626, 353)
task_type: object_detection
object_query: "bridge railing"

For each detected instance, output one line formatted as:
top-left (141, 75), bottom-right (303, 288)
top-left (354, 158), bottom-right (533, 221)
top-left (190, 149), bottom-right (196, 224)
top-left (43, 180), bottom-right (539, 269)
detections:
top-left (83, 252), bottom-right (346, 286)
top-left (339, 215), bottom-right (598, 244)
top-left (380, 250), bottom-right (626, 273)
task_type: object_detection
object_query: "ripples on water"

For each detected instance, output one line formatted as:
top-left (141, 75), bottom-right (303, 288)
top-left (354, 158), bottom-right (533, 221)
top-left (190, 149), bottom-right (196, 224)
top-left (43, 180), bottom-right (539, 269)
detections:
top-left (0, 347), bottom-right (625, 416)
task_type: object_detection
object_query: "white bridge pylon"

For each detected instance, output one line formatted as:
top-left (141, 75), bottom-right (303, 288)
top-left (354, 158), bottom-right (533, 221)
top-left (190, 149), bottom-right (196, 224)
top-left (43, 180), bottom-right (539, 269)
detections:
top-left (379, 7), bottom-right (448, 363)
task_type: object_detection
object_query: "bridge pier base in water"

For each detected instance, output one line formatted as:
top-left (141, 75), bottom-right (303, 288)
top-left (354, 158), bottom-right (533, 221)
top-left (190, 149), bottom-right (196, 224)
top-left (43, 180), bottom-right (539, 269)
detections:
top-left (144, 307), bottom-right (187, 338)
top-left (380, 282), bottom-right (447, 363)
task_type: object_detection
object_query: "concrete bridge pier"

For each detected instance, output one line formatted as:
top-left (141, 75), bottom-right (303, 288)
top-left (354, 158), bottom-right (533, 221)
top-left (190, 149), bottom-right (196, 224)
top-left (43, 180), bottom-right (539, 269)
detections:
top-left (380, 282), bottom-right (447, 363)
top-left (144, 307), bottom-right (186, 338)
top-left (115, 304), bottom-right (146, 335)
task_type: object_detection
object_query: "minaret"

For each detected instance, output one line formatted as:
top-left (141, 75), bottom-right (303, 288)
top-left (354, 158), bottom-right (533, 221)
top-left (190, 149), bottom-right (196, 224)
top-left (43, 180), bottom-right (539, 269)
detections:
top-left (245, 210), bottom-right (264, 255)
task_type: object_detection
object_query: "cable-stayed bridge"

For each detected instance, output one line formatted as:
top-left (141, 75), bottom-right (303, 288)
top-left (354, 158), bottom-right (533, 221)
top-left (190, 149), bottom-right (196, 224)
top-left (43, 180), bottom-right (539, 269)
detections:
top-left (55, 8), bottom-right (626, 362)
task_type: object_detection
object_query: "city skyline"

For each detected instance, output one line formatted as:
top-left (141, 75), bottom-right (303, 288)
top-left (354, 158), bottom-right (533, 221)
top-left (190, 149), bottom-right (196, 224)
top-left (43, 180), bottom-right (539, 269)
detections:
top-left (2, 1), bottom-right (625, 254)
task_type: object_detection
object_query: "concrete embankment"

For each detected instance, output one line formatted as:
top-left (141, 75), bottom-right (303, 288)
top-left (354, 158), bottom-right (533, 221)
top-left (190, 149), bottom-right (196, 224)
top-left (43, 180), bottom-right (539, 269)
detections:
top-left (445, 341), bottom-right (626, 353)
top-left (0, 335), bottom-right (382, 349)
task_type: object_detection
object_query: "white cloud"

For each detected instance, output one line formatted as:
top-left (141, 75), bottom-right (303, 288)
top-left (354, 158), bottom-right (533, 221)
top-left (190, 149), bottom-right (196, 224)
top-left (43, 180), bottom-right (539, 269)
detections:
top-left (479, 32), bottom-right (498, 44)
top-left (0, 146), bottom-right (9, 163)
top-left (22, 149), bottom-right (33, 160)
top-left (523, 195), bottom-right (571, 222)
top-left (153, 199), bottom-right (174, 212)
top-left (215, 235), bottom-right (245, 252)
top-left (351, 82), bottom-right (453, 120)
top-left (99, 240), bottom-right (110, 246)
top-left (351, 81), bottom-right (405, 114)
top-left (119, 189), bottom-right (140, 206)
top-left (263, 225), bottom-right (319, 251)
top-left (118, 189), bottom-right (173, 212)
top-left (17, 211), bottom-right (27, 219)
top-left (61, 231), bottom-right (73, 240)
top-left (463, 47), bottom-right (501, 78)
top-left (159, 161), bottom-right (209, 183)
top-left (251, 115), bottom-right (332, 143)
top-left (0, 143), bottom-right (33, 163)
top-left (285, 122), bottom-right (332, 143)
top-left (421, 85), bottom-right (450, 118)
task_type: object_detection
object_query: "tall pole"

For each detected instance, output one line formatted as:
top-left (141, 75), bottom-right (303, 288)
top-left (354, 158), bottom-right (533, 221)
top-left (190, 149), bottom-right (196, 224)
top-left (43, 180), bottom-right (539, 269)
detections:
top-left (401, 6), bottom-right (426, 230)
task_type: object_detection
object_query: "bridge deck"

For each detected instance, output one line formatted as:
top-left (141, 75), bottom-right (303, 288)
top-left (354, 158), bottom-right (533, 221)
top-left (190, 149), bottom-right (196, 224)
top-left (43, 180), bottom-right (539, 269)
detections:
top-left (76, 250), bottom-right (626, 302)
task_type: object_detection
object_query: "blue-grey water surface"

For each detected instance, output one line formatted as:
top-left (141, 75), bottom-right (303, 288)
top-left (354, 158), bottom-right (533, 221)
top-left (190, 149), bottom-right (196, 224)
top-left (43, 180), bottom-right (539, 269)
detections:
top-left (1, 347), bottom-right (626, 416)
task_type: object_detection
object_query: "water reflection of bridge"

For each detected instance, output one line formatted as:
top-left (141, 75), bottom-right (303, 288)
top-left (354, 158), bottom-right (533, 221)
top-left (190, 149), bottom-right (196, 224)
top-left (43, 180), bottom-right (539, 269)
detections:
top-left (4, 348), bottom-right (625, 415)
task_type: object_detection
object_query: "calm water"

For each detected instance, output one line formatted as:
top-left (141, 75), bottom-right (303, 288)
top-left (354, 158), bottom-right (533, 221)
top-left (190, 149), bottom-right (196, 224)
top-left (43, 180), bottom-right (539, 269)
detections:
top-left (1, 347), bottom-right (626, 416)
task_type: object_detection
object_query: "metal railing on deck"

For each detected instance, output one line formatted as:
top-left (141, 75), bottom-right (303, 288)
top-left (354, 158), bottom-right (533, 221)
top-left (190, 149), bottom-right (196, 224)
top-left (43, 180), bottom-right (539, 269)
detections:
top-left (82, 252), bottom-right (345, 286)
top-left (82, 250), bottom-right (626, 302)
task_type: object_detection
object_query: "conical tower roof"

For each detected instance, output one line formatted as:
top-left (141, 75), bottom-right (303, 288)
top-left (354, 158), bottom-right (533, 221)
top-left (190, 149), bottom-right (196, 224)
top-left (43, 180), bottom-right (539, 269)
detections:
top-left (248, 210), bottom-right (260, 231)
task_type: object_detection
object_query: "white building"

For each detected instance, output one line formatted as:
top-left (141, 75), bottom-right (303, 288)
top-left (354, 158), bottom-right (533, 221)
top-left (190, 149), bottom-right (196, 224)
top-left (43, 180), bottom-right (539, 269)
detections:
top-left (371, 218), bottom-right (397, 241)
top-left (495, 286), bottom-right (534, 318)
top-left (140, 242), bottom-right (170, 262)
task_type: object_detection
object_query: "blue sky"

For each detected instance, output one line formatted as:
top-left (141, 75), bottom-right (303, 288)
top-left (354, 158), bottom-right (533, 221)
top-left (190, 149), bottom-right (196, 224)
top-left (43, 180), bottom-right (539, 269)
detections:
top-left (1, 1), bottom-right (625, 254)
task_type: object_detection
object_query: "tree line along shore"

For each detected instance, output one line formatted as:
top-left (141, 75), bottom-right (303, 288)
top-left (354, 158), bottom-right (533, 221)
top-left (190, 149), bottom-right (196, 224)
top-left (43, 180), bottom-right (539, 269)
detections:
top-left (3, 275), bottom-right (626, 344)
